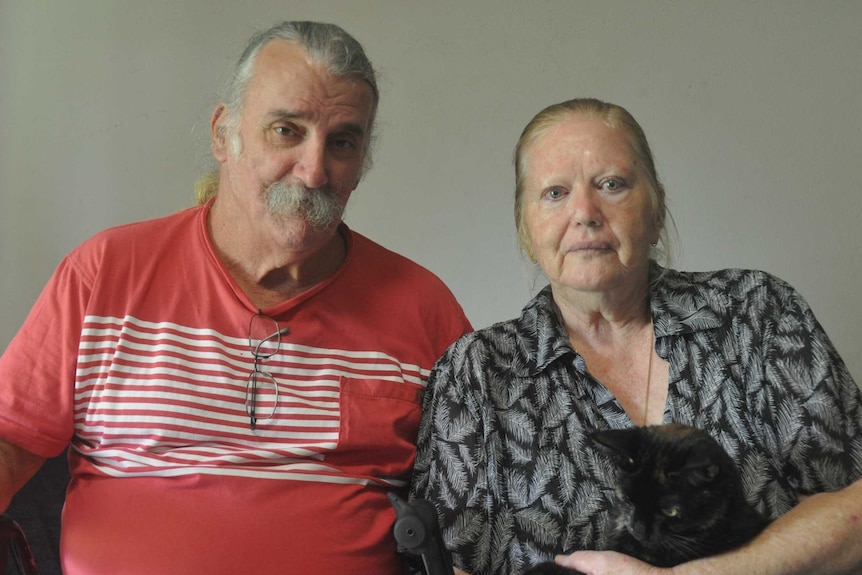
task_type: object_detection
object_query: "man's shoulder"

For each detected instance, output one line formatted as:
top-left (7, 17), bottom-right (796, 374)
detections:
top-left (64, 205), bottom-right (204, 278)
top-left (348, 228), bottom-right (420, 263)
top-left (347, 228), bottom-right (449, 285)
top-left (76, 205), bottom-right (202, 254)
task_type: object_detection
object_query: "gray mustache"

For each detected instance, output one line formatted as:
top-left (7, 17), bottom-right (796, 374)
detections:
top-left (265, 181), bottom-right (344, 230)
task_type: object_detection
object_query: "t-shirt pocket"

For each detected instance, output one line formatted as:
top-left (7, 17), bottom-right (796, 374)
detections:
top-left (328, 376), bottom-right (424, 482)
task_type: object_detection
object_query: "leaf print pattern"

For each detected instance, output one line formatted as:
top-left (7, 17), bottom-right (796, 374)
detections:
top-left (410, 266), bottom-right (862, 575)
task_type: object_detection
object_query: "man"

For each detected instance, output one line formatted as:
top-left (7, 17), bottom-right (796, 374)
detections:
top-left (0, 21), bottom-right (471, 574)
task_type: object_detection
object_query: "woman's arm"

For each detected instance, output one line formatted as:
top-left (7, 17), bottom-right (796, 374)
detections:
top-left (558, 477), bottom-right (862, 575)
top-left (410, 338), bottom-right (489, 575)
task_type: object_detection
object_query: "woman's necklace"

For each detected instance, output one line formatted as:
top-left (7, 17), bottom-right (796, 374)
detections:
top-left (643, 331), bottom-right (654, 426)
top-left (644, 336), bottom-right (653, 425)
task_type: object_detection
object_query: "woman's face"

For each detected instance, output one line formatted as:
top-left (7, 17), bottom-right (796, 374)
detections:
top-left (522, 115), bottom-right (658, 296)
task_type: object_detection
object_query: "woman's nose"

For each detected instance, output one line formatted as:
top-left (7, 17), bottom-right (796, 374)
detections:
top-left (568, 186), bottom-right (603, 227)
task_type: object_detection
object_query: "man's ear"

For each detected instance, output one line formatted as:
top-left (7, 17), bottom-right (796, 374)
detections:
top-left (211, 104), bottom-right (230, 162)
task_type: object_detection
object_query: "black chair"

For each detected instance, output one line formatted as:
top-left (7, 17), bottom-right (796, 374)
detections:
top-left (0, 515), bottom-right (40, 575)
top-left (4, 451), bottom-right (69, 575)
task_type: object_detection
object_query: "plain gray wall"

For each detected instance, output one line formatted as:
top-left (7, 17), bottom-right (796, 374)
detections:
top-left (2, 1), bottom-right (860, 385)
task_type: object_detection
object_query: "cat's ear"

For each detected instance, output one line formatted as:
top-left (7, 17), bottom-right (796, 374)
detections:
top-left (591, 428), bottom-right (640, 468)
top-left (681, 456), bottom-right (721, 485)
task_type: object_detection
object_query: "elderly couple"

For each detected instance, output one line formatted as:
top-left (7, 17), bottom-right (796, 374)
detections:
top-left (1, 20), bottom-right (859, 575)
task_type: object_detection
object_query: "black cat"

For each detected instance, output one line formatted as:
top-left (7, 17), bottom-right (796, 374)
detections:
top-left (524, 424), bottom-right (770, 575)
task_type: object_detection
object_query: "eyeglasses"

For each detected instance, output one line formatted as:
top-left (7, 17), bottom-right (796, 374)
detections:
top-left (246, 312), bottom-right (290, 430)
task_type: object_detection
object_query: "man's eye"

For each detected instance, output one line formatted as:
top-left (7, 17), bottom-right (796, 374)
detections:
top-left (274, 126), bottom-right (296, 137)
top-left (331, 138), bottom-right (357, 150)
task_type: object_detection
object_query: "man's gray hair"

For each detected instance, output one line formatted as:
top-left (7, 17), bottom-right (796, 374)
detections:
top-left (222, 21), bottom-right (378, 139)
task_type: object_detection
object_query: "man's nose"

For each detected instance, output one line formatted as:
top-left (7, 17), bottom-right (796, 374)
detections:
top-left (293, 141), bottom-right (328, 189)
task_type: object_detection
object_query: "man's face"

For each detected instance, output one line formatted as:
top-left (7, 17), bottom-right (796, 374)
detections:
top-left (213, 39), bottom-right (375, 252)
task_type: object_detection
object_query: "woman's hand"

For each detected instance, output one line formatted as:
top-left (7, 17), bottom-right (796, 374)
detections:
top-left (555, 550), bottom-right (668, 575)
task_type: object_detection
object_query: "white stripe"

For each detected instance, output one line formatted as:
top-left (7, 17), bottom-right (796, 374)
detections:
top-left (74, 428), bottom-right (334, 457)
top-left (74, 389), bottom-right (340, 415)
top-left (78, 447), bottom-right (333, 469)
top-left (80, 336), bottom-right (416, 381)
top-left (97, 466), bottom-right (407, 488)
top-left (75, 451), bottom-right (405, 487)
top-left (82, 315), bottom-right (431, 379)
top-left (77, 405), bottom-right (340, 429)
top-left (73, 374), bottom-right (341, 406)
top-left (74, 314), bottom-right (425, 486)
top-left (77, 332), bottom-right (425, 385)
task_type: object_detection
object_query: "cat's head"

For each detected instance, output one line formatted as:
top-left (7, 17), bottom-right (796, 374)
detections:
top-left (591, 424), bottom-right (738, 548)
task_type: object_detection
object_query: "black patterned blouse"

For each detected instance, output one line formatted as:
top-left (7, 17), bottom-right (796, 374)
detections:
top-left (409, 266), bottom-right (862, 575)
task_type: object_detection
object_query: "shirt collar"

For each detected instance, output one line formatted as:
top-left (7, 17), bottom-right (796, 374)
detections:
top-left (649, 264), bottom-right (724, 338)
top-left (516, 285), bottom-right (577, 376)
top-left (516, 265), bottom-right (723, 377)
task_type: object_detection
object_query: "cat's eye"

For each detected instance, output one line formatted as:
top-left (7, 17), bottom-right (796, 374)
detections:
top-left (662, 505), bottom-right (681, 518)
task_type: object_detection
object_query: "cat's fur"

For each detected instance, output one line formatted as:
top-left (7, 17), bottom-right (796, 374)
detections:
top-left (523, 424), bottom-right (770, 575)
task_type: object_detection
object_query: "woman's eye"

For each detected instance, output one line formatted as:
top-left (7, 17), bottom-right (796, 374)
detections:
top-left (544, 187), bottom-right (565, 200)
top-left (331, 138), bottom-right (357, 150)
top-left (601, 178), bottom-right (624, 192)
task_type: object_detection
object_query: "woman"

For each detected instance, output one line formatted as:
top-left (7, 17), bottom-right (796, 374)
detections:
top-left (409, 99), bottom-right (862, 575)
